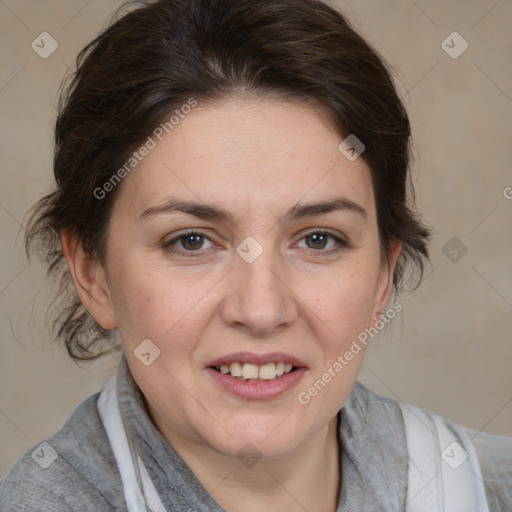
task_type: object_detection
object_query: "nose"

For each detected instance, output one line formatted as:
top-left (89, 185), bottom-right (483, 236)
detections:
top-left (220, 250), bottom-right (298, 336)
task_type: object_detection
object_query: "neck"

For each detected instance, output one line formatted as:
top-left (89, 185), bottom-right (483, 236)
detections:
top-left (153, 412), bottom-right (341, 512)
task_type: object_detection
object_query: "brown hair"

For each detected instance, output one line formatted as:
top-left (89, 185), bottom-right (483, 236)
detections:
top-left (25, 0), bottom-right (430, 361)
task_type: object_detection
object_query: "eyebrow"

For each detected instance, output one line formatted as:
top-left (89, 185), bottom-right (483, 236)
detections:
top-left (139, 196), bottom-right (367, 224)
top-left (279, 197), bottom-right (367, 224)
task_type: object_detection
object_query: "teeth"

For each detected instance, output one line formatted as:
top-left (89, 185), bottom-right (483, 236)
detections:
top-left (230, 362), bottom-right (243, 377)
top-left (258, 363), bottom-right (277, 380)
top-left (216, 362), bottom-right (296, 381)
top-left (242, 363), bottom-right (259, 379)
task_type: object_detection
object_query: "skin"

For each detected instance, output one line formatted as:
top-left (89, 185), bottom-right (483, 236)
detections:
top-left (62, 95), bottom-right (400, 512)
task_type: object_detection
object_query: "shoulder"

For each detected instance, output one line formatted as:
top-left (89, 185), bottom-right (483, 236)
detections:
top-left (344, 381), bottom-right (408, 460)
top-left (351, 383), bottom-right (512, 510)
top-left (463, 427), bottom-right (512, 511)
top-left (347, 381), bottom-right (405, 425)
top-left (400, 402), bottom-right (512, 509)
top-left (0, 393), bottom-right (125, 512)
top-left (398, 398), bottom-right (512, 511)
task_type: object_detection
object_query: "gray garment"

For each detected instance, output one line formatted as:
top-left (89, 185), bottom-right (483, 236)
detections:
top-left (467, 426), bottom-right (512, 511)
top-left (0, 356), bottom-right (510, 511)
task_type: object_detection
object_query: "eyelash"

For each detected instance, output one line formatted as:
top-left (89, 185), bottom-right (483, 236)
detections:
top-left (162, 229), bottom-right (349, 258)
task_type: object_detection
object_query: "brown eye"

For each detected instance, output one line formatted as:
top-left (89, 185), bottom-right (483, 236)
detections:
top-left (305, 233), bottom-right (329, 249)
top-left (296, 231), bottom-right (348, 254)
top-left (162, 231), bottom-right (215, 255)
top-left (180, 233), bottom-right (204, 250)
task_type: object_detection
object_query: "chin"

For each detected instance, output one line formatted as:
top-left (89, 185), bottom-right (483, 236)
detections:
top-left (202, 415), bottom-right (308, 460)
top-left (214, 434), bottom-right (300, 463)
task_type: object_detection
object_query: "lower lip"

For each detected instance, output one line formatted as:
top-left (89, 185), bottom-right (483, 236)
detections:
top-left (205, 367), bottom-right (307, 400)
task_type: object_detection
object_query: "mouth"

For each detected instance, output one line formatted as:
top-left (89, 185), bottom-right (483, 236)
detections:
top-left (205, 352), bottom-right (307, 400)
top-left (210, 361), bottom-right (298, 382)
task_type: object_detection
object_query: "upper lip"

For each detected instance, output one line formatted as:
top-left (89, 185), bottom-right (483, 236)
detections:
top-left (206, 351), bottom-right (308, 369)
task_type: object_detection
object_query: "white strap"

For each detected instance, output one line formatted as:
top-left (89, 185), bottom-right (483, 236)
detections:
top-left (400, 403), bottom-right (490, 512)
top-left (97, 378), bottom-right (167, 512)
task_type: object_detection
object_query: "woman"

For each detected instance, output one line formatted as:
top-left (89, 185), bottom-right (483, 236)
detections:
top-left (1, 0), bottom-right (510, 510)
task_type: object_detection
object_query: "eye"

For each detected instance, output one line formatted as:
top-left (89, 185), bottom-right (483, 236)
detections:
top-left (296, 231), bottom-right (347, 253)
top-left (163, 231), bottom-right (215, 255)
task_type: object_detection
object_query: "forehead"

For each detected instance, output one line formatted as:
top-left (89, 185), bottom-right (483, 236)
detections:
top-left (113, 96), bottom-right (375, 222)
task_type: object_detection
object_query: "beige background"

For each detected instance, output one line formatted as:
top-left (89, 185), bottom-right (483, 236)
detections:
top-left (1, 0), bottom-right (511, 479)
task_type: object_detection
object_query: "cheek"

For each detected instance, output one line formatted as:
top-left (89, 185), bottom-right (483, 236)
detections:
top-left (301, 265), bottom-right (379, 341)
top-left (107, 259), bottom-right (217, 346)
top-left (296, 270), bottom-right (376, 411)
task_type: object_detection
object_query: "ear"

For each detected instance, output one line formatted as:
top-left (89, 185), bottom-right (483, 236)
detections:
top-left (371, 239), bottom-right (401, 320)
top-left (60, 230), bottom-right (118, 330)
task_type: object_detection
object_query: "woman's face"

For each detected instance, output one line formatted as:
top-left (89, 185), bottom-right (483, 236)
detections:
top-left (93, 96), bottom-right (398, 461)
